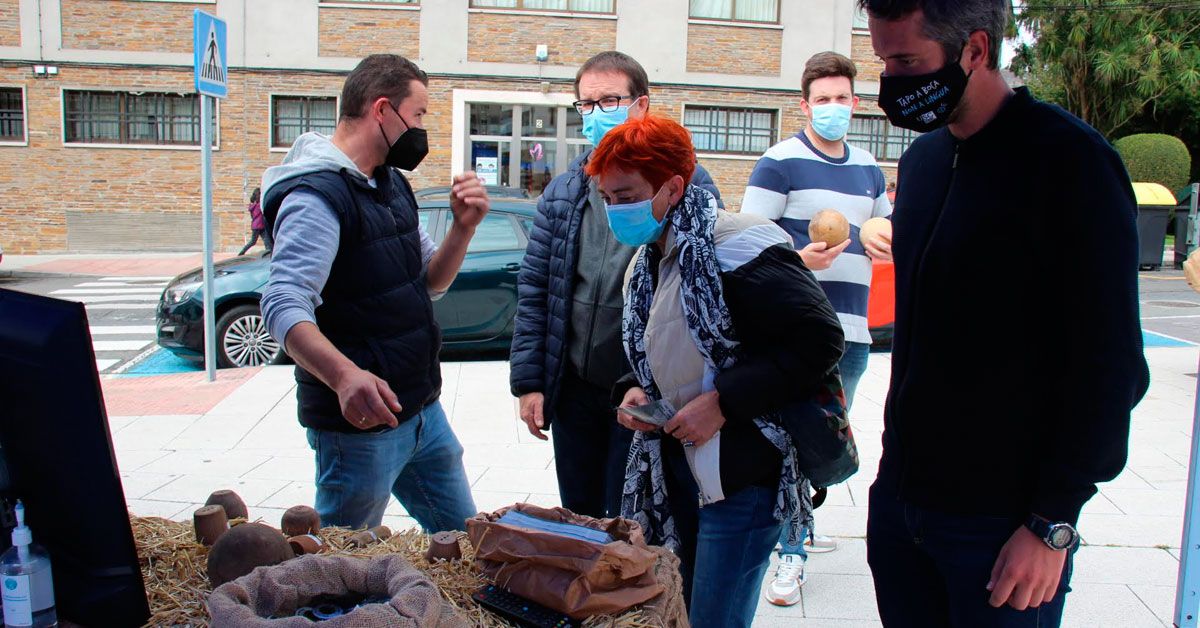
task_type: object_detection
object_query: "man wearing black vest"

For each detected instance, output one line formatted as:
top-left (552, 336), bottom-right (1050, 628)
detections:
top-left (260, 54), bottom-right (487, 532)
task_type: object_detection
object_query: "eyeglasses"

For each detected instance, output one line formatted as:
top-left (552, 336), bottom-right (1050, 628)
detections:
top-left (573, 95), bottom-right (637, 115)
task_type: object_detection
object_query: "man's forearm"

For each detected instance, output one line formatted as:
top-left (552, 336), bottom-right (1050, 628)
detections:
top-left (427, 221), bottom-right (475, 292)
top-left (284, 321), bottom-right (357, 391)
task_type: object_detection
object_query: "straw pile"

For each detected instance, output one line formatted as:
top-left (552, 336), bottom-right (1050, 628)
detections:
top-left (131, 514), bottom-right (662, 627)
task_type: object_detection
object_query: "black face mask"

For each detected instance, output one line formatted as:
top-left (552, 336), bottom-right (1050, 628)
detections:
top-left (379, 105), bottom-right (429, 171)
top-left (878, 56), bottom-right (971, 133)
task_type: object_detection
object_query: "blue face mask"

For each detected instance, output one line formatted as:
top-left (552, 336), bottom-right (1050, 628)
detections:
top-left (582, 105), bottom-right (630, 147)
top-left (605, 185), bottom-right (668, 246)
top-left (809, 103), bottom-right (853, 141)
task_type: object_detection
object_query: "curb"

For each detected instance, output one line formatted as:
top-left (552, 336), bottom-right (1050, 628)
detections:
top-left (0, 269), bottom-right (99, 280)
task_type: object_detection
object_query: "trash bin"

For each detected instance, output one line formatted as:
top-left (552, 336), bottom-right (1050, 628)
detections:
top-left (1133, 182), bottom-right (1178, 271)
top-left (1175, 211), bottom-right (1190, 269)
top-left (1177, 184), bottom-right (1199, 269)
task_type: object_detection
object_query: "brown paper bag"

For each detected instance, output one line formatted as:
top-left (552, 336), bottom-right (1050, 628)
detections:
top-left (466, 504), bottom-right (665, 620)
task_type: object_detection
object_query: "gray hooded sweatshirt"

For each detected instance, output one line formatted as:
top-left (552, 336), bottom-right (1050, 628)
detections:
top-left (259, 132), bottom-right (439, 346)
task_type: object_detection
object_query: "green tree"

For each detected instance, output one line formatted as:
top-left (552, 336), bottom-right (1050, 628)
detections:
top-left (1011, 0), bottom-right (1200, 140)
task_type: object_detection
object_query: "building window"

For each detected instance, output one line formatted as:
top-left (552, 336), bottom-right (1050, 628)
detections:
top-left (63, 90), bottom-right (216, 146)
top-left (0, 88), bottom-right (24, 143)
top-left (853, 6), bottom-right (869, 30)
top-left (272, 96), bottom-right (337, 148)
top-left (689, 0), bottom-right (779, 23)
top-left (683, 105), bottom-right (777, 156)
top-left (847, 114), bottom-right (919, 162)
top-left (470, 0), bottom-right (614, 13)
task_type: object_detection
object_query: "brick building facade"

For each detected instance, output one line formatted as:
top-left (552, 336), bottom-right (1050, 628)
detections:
top-left (0, 0), bottom-right (909, 253)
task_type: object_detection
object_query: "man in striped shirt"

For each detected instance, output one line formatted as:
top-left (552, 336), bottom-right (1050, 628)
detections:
top-left (743, 51), bottom-right (894, 607)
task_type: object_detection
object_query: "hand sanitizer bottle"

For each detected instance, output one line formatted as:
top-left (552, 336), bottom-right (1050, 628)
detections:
top-left (0, 501), bottom-right (57, 627)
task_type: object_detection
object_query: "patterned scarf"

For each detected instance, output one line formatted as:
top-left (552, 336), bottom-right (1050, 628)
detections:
top-left (619, 185), bottom-right (812, 552)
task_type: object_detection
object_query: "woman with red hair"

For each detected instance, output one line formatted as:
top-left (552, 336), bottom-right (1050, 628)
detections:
top-left (587, 115), bottom-right (847, 627)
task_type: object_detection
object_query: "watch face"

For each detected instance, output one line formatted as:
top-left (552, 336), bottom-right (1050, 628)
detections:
top-left (1049, 525), bottom-right (1075, 549)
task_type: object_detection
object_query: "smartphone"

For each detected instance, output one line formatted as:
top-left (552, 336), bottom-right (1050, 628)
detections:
top-left (617, 399), bottom-right (676, 427)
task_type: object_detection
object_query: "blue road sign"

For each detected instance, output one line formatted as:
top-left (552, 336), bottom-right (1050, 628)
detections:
top-left (193, 10), bottom-right (227, 99)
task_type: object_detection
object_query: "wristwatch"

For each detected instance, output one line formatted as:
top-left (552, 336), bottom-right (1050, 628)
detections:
top-left (1025, 515), bottom-right (1079, 551)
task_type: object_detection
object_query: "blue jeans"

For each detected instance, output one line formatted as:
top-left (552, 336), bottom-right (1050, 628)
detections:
top-left (867, 479), bottom-right (1075, 627)
top-left (838, 341), bottom-right (871, 409)
top-left (689, 485), bottom-right (784, 628)
top-left (306, 400), bottom-right (477, 532)
top-left (778, 341), bottom-right (871, 556)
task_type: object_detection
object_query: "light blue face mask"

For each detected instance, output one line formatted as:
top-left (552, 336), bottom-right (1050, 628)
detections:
top-left (582, 105), bottom-right (631, 147)
top-left (605, 185), bottom-right (668, 247)
top-left (809, 103), bottom-right (853, 141)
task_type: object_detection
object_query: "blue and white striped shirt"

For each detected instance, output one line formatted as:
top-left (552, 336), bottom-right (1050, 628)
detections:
top-left (741, 132), bottom-right (892, 344)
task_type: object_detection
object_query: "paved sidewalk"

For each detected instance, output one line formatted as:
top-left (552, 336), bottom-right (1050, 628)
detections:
top-left (1, 252), bottom-right (241, 278)
top-left (105, 349), bottom-right (1196, 626)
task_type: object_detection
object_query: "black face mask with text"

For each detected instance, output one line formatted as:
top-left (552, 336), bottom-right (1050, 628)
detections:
top-left (379, 104), bottom-right (429, 171)
top-left (878, 56), bottom-right (971, 133)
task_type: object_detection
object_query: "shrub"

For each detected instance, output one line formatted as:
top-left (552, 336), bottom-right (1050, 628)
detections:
top-left (1114, 134), bottom-right (1192, 193)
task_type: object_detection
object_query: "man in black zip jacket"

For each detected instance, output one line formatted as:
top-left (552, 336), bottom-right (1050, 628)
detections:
top-left (858, 1), bottom-right (1149, 626)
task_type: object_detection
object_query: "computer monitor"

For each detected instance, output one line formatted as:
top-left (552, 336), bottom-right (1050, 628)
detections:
top-left (0, 288), bottom-right (150, 626)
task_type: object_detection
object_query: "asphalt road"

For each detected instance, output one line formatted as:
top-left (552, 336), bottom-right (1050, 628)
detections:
top-left (0, 273), bottom-right (169, 374)
top-left (2, 267), bottom-right (1196, 378)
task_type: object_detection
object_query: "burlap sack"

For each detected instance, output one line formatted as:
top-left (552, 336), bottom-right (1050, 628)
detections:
top-left (635, 545), bottom-right (690, 628)
top-left (206, 554), bottom-right (469, 627)
top-left (466, 504), bottom-right (665, 620)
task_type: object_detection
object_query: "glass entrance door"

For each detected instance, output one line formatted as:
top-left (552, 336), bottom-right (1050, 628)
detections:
top-left (467, 101), bottom-right (589, 197)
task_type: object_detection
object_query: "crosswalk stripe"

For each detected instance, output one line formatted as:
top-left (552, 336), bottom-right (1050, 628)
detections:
top-left (98, 276), bottom-right (176, 282)
top-left (77, 281), bottom-right (168, 288)
top-left (63, 295), bottom-right (160, 303)
top-left (95, 359), bottom-right (119, 372)
top-left (84, 303), bottom-right (156, 310)
top-left (89, 325), bottom-right (158, 336)
top-left (93, 340), bottom-right (152, 352)
top-left (53, 288), bottom-right (165, 295)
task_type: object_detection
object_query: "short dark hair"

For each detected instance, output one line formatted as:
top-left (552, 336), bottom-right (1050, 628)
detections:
top-left (340, 54), bottom-right (429, 120)
top-left (857, 0), bottom-right (1010, 70)
top-left (574, 51), bottom-right (650, 100)
top-left (250, 187), bottom-right (260, 203)
top-left (802, 52), bottom-right (857, 100)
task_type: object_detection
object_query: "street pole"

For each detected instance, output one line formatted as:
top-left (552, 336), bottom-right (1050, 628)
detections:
top-left (1175, 351), bottom-right (1200, 627)
top-left (200, 94), bottom-right (216, 383)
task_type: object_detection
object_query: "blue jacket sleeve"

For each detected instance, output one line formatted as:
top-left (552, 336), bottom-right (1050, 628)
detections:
top-left (509, 193), bottom-right (555, 397)
top-left (691, 162), bottom-right (725, 209)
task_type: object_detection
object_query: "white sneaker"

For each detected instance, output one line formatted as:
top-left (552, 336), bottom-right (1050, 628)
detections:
top-left (804, 534), bottom-right (838, 554)
top-left (763, 554), bottom-right (806, 606)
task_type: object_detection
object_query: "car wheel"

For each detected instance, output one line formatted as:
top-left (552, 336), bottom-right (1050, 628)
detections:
top-left (216, 304), bottom-right (281, 368)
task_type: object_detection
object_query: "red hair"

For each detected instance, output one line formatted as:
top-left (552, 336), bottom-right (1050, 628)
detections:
top-left (585, 114), bottom-right (696, 190)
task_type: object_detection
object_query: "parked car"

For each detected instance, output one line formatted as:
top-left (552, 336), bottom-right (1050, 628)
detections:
top-left (156, 197), bottom-right (537, 368)
top-left (413, 185), bottom-right (530, 200)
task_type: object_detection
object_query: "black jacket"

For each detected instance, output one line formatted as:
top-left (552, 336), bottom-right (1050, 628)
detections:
top-left (263, 168), bottom-right (441, 433)
top-left (509, 150), bottom-right (723, 425)
top-left (613, 240), bottom-right (847, 494)
top-left (879, 88), bottom-right (1149, 525)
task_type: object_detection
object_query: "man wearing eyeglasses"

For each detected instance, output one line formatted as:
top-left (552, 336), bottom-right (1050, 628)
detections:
top-left (510, 50), bottom-right (723, 519)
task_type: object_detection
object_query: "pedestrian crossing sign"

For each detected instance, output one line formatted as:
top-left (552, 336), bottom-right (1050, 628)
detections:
top-left (193, 10), bottom-right (227, 98)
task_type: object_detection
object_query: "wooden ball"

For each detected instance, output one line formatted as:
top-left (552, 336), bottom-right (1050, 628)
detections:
top-left (281, 505), bottom-right (320, 537)
top-left (207, 523), bottom-right (293, 587)
top-left (808, 210), bottom-right (850, 248)
top-left (859, 217), bottom-right (892, 247)
top-left (1185, 249), bottom-right (1200, 294)
top-left (205, 490), bottom-right (249, 520)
